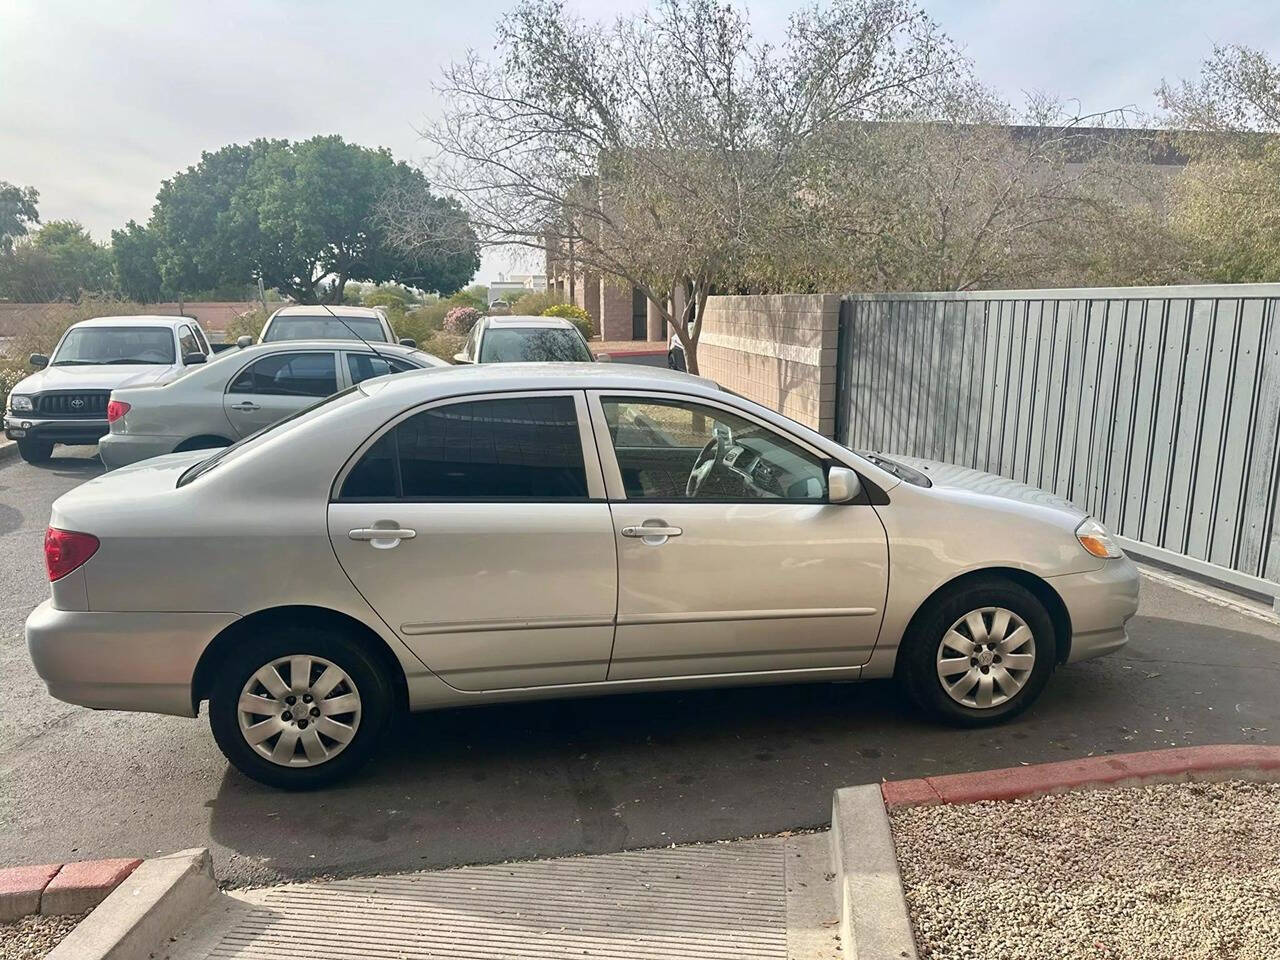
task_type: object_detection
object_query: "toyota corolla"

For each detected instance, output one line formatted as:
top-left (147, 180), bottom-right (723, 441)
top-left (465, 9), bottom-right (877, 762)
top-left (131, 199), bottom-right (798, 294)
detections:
top-left (27, 364), bottom-right (1139, 788)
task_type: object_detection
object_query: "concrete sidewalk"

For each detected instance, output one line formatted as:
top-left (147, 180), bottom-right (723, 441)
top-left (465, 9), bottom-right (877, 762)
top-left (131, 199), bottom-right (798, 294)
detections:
top-left (168, 834), bottom-right (840, 960)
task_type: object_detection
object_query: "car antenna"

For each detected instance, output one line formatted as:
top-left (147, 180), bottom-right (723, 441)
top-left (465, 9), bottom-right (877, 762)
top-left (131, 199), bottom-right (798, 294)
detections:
top-left (317, 300), bottom-right (398, 367)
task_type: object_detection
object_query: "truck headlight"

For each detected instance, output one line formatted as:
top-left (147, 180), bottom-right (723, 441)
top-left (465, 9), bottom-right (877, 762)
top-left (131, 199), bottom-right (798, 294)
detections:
top-left (8, 394), bottom-right (32, 412)
top-left (1077, 518), bottom-right (1122, 559)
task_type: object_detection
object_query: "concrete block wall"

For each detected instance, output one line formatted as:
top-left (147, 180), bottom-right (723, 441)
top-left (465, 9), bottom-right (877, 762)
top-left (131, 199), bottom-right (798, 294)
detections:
top-left (696, 294), bottom-right (840, 435)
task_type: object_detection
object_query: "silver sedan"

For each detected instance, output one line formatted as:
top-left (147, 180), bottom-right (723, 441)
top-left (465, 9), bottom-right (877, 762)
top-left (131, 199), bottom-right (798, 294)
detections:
top-left (28, 364), bottom-right (1138, 788)
top-left (98, 340), bottom-right (445, 469)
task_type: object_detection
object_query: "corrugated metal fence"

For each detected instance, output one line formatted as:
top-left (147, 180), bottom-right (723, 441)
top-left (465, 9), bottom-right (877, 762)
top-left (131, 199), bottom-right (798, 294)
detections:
top-left (836, 285), bottom-right (1280, 594)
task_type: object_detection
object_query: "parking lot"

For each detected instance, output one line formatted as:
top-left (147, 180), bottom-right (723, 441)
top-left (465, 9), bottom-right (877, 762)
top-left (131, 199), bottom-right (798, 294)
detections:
top-left (1, 447), bottom-right (1279, 888)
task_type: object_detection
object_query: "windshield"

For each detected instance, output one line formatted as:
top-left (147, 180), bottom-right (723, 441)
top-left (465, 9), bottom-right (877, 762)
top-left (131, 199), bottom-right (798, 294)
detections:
top-left (479, 327), bottom-right (592, 362)
top-left (52, 326), bottom-right (176, 366)
top-left (857, 451), bottom-right (932, 488)
top-left (178, 386), bottom-right (360, 486)
top-left (262, 316), bottom-right (388, 342)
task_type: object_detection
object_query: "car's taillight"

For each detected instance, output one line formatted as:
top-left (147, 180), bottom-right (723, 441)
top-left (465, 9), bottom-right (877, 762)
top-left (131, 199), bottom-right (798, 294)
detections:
top-left (106, 400), bottom-right (130, 423)
top-left (44, 527), bottom-right (99, 581)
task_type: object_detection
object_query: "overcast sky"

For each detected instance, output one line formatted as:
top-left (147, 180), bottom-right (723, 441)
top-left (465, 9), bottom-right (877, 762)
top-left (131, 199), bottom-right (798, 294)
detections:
top-left (3, 0), bottom-right (1279, 284)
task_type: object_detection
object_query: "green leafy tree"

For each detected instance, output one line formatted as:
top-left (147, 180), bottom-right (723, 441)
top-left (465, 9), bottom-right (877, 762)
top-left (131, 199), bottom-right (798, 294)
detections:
top-left (0, 220), bottom-right (112, 301)
top-left (0, 182), bottom-right (39, 253)
top-left (110, 220), bottom-right (169, 302)
top-left (147, 136), bottom-right (480, 303)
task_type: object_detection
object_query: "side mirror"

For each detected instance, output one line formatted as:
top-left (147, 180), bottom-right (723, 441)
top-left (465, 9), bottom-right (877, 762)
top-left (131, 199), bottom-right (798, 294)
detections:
top-left (183, 352), bottom-right (207, 365)
top-left (828, 466), bottom-right (862, 503)
top-left (398, 338), bottom-right (417, 348)
top-left (595, 352), bottom-right (612, 362)
top-left (453, 353), bottom-right (472, 364)
top-left (29, 353), bottom-right (48, 369)
top-left (236, 336), bottom-right (253, 349)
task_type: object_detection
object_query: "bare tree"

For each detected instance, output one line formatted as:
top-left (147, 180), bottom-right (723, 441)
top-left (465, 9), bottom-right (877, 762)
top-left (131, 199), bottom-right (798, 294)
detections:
top-left (385, 0), bottom-right (964, 374)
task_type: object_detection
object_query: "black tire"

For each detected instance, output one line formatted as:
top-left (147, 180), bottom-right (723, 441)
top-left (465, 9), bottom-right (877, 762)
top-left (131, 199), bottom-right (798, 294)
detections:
top-left (898, 577), bottom-right (1056, 727)
top-left (209, 623), bottom-right (393, 790)
top-left (17, 438), bottom-right (54, 463)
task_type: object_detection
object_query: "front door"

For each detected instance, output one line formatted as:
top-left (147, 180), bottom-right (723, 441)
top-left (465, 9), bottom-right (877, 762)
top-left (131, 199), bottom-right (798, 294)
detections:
top-left (223, 350), bottom-right (339, 437)
top-left (589, 391), bottom-right (889, 680)
top-left (328, 392), bottom-right (618, 691)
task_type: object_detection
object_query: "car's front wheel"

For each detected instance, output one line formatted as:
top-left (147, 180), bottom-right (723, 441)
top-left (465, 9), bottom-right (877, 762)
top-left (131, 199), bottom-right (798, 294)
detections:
top-left (208, 624), bottom-right (393, 789)
top-left (16, 438), bottom-right (54, 463)
top-left (898, 577), bottom-right (1055, 726)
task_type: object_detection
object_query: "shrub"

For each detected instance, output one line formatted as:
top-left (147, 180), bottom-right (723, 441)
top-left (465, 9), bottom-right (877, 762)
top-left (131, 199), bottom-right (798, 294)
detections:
top-left (223, 308), bottom-right (267, 343)
top-left (442, 306), bottom-right (482, 335)
top-left (509, 290), bottom-right (563, 316)
top-left (419, 331), bottom-right (465, 362)
top-left (541, 302), bottom-right (594, 339)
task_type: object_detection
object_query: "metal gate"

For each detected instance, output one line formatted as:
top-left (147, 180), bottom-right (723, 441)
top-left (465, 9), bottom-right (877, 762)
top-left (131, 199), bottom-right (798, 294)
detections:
top-left (836, 285), bottom-right (1280, 598)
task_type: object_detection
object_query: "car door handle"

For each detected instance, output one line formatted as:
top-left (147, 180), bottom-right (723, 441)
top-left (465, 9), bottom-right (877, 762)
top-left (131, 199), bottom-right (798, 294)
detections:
top-left (229, 401), bottom-right (260, 412)
top-left (349, 527), bottom-right (417, 549)
top-left (621, 523), bottom-right (683, 542)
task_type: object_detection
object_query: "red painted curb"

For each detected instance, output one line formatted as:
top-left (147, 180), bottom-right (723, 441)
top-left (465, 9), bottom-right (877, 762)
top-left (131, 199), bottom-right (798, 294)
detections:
top-left (0, 863), bottom-right (61, 922)
top-left (41, 857), bottom-right (142, 916)
top-left (594, 348), bottom-right (667, 357)
top-left (881, 744), bottom-right (1280, 809)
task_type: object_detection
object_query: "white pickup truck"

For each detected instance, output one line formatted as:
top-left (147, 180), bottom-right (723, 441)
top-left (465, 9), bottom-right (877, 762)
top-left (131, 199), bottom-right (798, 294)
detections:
top-left (3, 315), bottom-right (212, 463)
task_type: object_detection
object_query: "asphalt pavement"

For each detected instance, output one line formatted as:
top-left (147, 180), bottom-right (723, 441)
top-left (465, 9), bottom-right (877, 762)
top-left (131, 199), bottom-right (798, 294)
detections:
top-left (1, 447), bottom-right (1278, 887)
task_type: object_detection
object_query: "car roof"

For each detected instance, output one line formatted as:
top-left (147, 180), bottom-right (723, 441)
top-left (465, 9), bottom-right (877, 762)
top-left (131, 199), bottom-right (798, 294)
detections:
top-left (70, 315), bottom-right (194, 329)
top-left (359, 361), bottom-right (717, 402)
top-left (269, 305), bottom-right (385, 319)
top-left (224, 339), bottom-right (423, 356)
top-left (483, 315), bottom-right (576, 330)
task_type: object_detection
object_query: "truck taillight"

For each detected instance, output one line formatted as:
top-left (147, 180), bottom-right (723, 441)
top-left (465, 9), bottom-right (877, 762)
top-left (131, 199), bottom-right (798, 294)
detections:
top-left (106, 400), bottom-right (130, 423)
top-left (45, 527), bottom-right (99, 581)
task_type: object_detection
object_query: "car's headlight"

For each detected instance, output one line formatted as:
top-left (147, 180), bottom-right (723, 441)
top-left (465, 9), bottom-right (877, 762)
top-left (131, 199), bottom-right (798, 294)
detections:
top-left (1077, 517), bottom-right (1122, 559)
top-left (8, 394), bottom-right (32, 412)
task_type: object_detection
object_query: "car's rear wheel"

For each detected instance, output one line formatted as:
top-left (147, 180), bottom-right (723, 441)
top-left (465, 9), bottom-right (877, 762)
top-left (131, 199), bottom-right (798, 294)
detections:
top-left (17, 438), bottom-right (54, 463)
top-left (898, 577), bottom-right (1055, 726)
top-left (209, 625), bottom-right (393, 789)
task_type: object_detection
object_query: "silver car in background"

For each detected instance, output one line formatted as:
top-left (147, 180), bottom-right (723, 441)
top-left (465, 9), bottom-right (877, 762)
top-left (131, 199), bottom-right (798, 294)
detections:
top-left (28, 364), bottom-right (1138, 789)
top-left (99, 340), bottom-right (445, 469)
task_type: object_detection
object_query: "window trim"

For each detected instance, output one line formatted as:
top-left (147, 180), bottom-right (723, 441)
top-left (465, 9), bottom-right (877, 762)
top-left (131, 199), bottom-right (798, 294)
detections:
top-left (330, 389), bottom-right (607, 504)
top-left (225, 349), bottom-right (340, 399)
top-left (586, 389), bottom-right (842, 504)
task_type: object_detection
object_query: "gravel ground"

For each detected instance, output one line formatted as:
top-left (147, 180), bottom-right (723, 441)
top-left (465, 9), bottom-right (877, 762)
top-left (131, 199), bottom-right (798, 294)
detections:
top-left (890, 780), bottom-right (1280, 960)
top-left (0, 911), bottom-right (87, 960)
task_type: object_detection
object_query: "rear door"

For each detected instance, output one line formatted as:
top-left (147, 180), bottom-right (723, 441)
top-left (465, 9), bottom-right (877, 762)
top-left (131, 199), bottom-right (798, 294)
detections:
top-left (328, 391), bottom-right (618, 690)
top-left (223, 350), bottom-right (339, 436)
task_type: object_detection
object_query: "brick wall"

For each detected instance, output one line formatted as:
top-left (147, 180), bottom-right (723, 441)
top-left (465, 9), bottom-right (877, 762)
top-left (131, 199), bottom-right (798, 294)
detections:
top-left (598, 278), bottom-right (632, 341)
top-left (695, 294), bottom-right (840, 436)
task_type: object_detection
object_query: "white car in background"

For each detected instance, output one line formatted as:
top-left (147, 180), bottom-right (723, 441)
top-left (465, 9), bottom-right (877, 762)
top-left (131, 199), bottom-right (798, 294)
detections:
top-left (99, 340), bottom-right (446, 469)
top-left (453, 315), bottom-right (596, 363)
top-left (3, 315), bottom-right (213, 463)
top-left (256, 305), bottom-right (414, 346)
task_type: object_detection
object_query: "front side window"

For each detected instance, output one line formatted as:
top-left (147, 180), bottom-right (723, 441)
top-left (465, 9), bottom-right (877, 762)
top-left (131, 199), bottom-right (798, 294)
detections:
top-left (52, 326), bottom-right (176, 366)
top-left (178, 325), bottom-right (200, 358)
top-left (262, 315), bottom-right (388, 342)
top-left (346, 353), bottom-right (416, 385)
top-left (602, 397), bottom-right (827, 501)
top-left (479, 328), bottom-right (593, 363)
top-left (339, 395), bottom-right (588, 500)
top-left (229, 352), bottom-right (338, 397)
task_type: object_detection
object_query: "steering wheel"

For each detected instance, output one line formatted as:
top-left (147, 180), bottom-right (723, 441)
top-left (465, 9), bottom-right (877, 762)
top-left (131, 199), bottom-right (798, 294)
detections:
top-left (686, 425), bottom-right (731, 497)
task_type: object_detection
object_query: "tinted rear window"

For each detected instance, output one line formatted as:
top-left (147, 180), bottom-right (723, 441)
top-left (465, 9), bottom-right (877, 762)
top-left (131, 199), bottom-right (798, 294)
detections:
top-left (479, 328), bottom-right (592, 363)
top-left (263, 316), bottom-right (388, 342)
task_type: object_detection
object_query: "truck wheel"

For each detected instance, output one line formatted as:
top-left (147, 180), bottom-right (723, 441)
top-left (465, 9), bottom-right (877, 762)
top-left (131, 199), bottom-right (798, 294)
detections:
top-left (17, 438), bottom-right (54, 463)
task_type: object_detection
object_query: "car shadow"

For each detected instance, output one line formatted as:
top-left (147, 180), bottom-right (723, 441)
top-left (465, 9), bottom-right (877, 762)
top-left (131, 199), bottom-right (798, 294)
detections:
top-left (204, 662), bottom-right (1154, 883)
